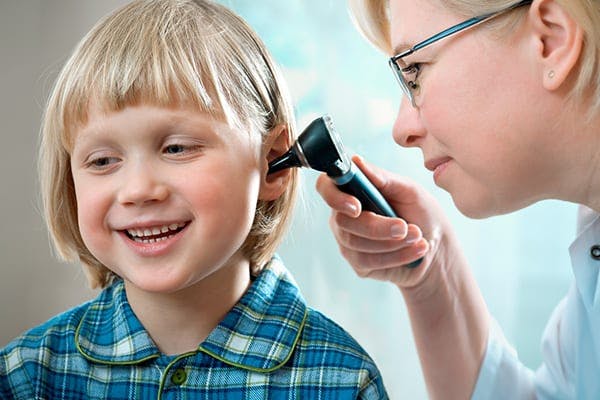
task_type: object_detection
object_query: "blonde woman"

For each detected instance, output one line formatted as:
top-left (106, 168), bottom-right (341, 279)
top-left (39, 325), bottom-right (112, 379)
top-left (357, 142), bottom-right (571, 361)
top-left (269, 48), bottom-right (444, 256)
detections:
top-left (318, 0), bottom-right (600, 398)
top-left (0, 1), bottom-right (387, 398)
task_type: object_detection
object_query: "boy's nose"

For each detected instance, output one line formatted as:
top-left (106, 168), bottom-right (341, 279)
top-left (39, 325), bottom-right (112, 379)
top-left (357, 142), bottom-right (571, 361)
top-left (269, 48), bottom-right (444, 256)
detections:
top-left (117, 163), bottom-right (169, 206)
top-left (392, 98), bottom-right (425, 148)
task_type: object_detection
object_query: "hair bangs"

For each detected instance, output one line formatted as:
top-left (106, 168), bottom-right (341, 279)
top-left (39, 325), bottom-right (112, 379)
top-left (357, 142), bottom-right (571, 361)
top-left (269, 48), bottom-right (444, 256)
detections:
top-left (55, 1), bottom-right (267, 151)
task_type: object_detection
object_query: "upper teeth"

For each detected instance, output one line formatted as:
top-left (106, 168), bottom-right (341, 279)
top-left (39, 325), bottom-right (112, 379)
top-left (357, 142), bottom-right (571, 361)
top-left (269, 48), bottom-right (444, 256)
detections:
top-left (127, 223), bottom-right (186, 238)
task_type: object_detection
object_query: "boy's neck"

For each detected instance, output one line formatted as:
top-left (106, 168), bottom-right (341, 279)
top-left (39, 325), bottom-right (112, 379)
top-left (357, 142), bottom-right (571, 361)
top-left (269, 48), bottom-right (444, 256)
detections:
top-left (124, 258), bottom-right (252, 356)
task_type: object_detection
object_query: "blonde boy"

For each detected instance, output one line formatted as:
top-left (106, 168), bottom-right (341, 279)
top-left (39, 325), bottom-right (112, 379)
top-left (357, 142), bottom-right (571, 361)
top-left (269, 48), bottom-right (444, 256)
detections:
top-left (0, 1), bottom-right (387, 398)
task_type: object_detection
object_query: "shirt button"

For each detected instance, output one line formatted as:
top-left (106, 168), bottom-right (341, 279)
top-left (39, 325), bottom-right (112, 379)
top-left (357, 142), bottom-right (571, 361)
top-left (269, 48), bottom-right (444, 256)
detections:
top-left (591, 245), bottom-right (600, 260)
top-left (171, 368), bottom-right (187, 385)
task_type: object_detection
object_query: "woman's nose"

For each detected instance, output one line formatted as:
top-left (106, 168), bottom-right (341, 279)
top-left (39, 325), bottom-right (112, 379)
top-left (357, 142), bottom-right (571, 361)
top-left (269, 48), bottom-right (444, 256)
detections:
top-left (117, 162), bottom-right (169, 206)
top-left (392, 98), bottom-right (425, 147)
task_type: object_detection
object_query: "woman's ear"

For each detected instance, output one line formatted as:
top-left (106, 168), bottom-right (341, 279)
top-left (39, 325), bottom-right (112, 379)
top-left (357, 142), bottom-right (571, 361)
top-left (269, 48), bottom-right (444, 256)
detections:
top-left (529, 0), bottom-right (584, 90)
top-left (259, 124), bottom-right (292, 201)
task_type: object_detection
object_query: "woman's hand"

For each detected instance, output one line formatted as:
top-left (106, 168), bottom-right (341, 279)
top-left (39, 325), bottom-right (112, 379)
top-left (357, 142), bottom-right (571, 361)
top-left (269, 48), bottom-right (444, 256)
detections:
top-left (319, 156), bottom-right (488, 399)
top-left (316, 155), bottom-right (451, 289)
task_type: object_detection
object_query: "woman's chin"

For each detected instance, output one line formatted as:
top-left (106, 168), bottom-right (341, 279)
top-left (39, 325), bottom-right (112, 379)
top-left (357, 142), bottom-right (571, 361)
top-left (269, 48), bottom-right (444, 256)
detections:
top-left (452, 194), bottom-right (499, 220)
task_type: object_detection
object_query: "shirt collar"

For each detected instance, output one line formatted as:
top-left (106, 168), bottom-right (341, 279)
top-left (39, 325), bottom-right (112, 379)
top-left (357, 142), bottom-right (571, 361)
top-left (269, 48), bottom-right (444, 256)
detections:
top-left (75, 281), bottom-right (160, 364)
top-left (76, 256), bottom-right (308, 370)
top-left (570, 211), bottom-right (600, 310)
top-left (199, 256), bottom-right (308, 371)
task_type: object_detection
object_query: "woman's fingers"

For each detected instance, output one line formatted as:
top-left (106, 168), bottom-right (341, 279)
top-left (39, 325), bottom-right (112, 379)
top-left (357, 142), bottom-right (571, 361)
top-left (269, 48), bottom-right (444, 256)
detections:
top-left (315, 157), bottom-right (445, 286)
top-left (332, 211), bottom-right (412, 240)
top-left (349, 240), bottom-right (429, 273)
top-left (330, 210), bottom-right (428, 271)
top-left (337, 236), bottom-right (430, 284)
top-left (316, 173), bottom-right (361, 217)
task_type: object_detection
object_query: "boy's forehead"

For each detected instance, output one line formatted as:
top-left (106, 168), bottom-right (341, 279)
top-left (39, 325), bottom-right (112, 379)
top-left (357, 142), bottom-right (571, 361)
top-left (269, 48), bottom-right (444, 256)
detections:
top-left (75, 100), bottom-right (217, 131)
top-left (71, 103), bottom-right (251, 146)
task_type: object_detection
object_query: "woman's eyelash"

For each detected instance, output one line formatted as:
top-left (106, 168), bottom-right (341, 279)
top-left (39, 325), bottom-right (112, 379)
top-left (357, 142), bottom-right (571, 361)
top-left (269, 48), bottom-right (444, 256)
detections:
top-left (402, 63), bottom-right (422, 89)
top-left (402, 63), bottom-right (421, 74)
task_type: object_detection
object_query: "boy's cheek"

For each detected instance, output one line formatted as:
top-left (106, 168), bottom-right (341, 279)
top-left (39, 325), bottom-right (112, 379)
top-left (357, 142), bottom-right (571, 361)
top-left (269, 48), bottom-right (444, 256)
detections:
top-left (75, 189), bottom-right (112, 245)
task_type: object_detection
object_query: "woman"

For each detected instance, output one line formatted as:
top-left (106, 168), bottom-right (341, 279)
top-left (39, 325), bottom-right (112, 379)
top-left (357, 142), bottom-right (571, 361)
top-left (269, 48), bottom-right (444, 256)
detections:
top-left (317, 0), bottom-right (600, 398)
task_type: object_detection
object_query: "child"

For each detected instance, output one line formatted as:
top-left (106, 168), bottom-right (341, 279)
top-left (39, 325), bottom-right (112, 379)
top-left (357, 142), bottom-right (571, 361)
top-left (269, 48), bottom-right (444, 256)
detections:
top-left (0, 0), bottom-right (388, 398)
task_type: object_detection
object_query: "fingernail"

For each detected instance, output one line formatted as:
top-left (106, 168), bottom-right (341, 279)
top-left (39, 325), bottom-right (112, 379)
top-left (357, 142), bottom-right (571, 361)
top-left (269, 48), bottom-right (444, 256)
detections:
top-left (417, 242), bottom-right (429, 255)
top-left (391, 225), bottom-right (406, 238)
top-left (346, 203), bottom-right (358, 215)
top-left (404, 234), bottom-right (421, 244)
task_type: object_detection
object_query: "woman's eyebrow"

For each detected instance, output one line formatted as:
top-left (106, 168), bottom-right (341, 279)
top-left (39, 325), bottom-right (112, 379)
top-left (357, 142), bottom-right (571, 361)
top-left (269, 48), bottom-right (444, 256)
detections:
top-left (392, 42), bottom-right (412, 54)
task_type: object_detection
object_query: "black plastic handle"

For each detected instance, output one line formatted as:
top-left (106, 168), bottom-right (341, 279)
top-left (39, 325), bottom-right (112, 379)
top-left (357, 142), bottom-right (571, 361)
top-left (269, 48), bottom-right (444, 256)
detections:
top-left (334, 163), bottom-right (422, 268)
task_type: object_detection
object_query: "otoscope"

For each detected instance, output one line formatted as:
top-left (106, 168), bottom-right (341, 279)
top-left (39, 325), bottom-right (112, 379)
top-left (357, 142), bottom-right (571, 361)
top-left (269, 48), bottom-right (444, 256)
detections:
top-left (268, 115), bottom-right (422, 268)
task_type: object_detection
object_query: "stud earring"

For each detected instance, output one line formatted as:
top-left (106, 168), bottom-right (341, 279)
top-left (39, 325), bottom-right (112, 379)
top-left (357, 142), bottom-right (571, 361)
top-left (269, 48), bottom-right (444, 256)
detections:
top-left (548, 70), bottom-right (555, 79)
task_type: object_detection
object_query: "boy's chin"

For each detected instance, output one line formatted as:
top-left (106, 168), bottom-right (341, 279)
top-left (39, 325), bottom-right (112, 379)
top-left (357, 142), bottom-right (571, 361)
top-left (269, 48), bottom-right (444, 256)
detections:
top-left (121, 269), bottom-right (201, 295)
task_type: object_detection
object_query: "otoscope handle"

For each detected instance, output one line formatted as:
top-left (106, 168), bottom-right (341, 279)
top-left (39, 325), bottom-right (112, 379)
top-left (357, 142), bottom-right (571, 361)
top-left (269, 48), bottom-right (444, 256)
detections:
top-left (333, 163), bottom-right (422, 268)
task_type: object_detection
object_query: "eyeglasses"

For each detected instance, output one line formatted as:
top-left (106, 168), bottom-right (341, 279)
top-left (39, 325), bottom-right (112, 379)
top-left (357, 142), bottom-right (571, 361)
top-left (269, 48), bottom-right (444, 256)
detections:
top-left (389, 0), bottom-right (532, 107)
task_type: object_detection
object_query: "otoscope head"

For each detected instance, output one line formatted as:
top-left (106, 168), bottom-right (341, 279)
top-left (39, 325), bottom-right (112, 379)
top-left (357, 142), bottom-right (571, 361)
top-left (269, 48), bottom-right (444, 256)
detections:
top-left (268, 115), bottom-right (350, 178)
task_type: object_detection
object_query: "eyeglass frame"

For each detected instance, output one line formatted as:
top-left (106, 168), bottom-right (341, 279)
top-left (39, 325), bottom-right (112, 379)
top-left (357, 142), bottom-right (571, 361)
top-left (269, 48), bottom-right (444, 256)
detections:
top-left (388, 0), bottom-right (533, 107)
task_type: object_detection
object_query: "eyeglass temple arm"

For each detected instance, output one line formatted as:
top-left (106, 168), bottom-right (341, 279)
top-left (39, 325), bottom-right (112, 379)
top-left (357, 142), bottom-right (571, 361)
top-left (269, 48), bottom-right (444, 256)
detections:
top-left (411, 0), bottom-right (533, 53)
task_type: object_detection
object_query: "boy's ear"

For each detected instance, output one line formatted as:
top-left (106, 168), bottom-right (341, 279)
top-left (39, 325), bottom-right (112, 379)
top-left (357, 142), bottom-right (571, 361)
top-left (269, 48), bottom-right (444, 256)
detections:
top-left (259, 124), bottom-right (292, 201)
top-left (529, 0), bottom-right (584, 90)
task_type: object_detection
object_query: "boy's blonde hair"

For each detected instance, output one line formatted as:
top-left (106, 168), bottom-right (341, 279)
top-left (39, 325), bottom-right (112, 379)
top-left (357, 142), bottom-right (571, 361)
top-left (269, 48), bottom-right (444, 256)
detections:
top-left (349, 0), bottom-right (600, 114)
top-left (40, 0), bottom-right (298, 289)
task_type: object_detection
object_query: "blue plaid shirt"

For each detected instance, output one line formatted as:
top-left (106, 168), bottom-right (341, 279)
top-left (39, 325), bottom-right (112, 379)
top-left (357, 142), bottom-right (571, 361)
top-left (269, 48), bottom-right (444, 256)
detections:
top-left (1, 257), bottom-right (388, 399)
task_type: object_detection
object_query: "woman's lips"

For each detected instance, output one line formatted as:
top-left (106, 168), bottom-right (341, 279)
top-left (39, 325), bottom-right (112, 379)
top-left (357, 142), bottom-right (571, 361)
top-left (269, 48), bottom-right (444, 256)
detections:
top-left (425, 157), bottom-right (452, 183)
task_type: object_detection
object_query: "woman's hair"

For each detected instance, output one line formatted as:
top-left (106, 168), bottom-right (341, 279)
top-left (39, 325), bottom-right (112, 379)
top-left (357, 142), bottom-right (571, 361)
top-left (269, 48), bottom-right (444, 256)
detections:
top-left (40, 0), bottom-right (298, 288)
top-left (349, 0), bottom-right (600, 114)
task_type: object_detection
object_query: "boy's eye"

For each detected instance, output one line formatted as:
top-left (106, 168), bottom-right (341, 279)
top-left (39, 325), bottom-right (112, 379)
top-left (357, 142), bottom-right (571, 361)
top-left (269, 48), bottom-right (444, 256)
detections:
top-left (162, 143), bottom-right (202, 157)
top-left (164, 144), bottom-right (186, 154)
top-left (87, 156), bottom-right (120, 169)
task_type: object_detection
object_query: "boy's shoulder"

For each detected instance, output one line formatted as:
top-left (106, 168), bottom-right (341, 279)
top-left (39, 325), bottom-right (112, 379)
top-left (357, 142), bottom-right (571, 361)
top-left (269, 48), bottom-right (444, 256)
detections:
top-left (302, 305), bottom-right (373, 359)
top-left (257, 257), bottom-right (377, 363)
top-left (0, 295), bottom-right (90, 397)
top-left (0, 282), bottom-right (130, 398)
top-left (0, 282), bottom-right (120, 376)
top-left (1, 295), bottom-right (94, 357)
top-left (232, 257), bottom-right (388, 398)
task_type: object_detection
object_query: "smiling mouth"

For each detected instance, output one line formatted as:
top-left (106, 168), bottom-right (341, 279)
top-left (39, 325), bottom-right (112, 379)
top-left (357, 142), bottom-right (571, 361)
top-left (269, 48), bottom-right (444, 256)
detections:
top-left (123, 222), bottom-right (188, 243)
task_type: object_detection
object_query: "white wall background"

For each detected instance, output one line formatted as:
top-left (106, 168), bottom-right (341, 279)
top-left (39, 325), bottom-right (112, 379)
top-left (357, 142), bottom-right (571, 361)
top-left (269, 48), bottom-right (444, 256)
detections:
top-left (0, 1), bottom-right (577, 398)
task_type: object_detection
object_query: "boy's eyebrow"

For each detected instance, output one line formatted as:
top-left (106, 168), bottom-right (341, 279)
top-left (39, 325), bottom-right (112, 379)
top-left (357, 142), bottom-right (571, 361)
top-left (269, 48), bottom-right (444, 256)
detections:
top-left (73, 121), bottom-right (107, 141)
top-left (70, 118), bottom-right (118, 150)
